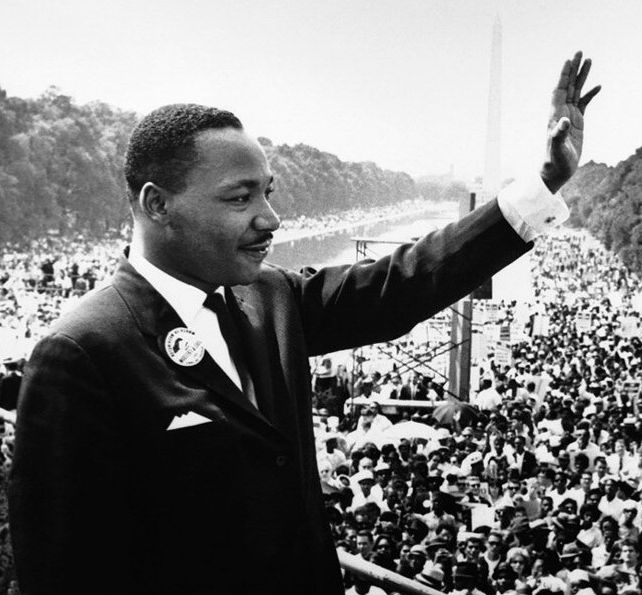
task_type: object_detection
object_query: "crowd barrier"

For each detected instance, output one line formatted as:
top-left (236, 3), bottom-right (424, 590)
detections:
top-left (338, 549), bottom-right (444, 595)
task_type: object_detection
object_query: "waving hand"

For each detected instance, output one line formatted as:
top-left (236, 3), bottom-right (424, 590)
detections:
top-left (541, 51), bottom-right (601, 193)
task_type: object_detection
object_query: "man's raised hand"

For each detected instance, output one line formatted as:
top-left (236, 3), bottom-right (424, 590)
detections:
top-left (541, 51), bottom-right (601, 194)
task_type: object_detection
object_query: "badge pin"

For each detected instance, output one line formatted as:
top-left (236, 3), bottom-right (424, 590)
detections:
top-left (164, 327), bottom-right (205, 367)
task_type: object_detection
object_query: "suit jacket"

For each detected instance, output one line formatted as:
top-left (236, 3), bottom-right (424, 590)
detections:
top-left (515, 450), bottom-right (539, 478)
top-left (9, 199), bottom-right (530, 594)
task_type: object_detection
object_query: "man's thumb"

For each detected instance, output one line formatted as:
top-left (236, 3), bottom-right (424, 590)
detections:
top-left (551, 117), bottom-right (571, 143)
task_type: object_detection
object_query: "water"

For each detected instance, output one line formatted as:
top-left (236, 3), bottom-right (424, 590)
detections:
top-left (269, 206), bottom-right (457, 271)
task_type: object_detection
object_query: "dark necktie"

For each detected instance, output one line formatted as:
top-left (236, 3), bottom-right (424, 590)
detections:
top-left (203, 292), bottom-right (258, 408)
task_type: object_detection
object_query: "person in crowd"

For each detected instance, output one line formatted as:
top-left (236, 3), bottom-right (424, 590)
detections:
top-left (512, 435), bottom-right (538, 479)
top-left (599, 478), bottom-right (625, 520)
top-left (526, 551), bottom-right (566, 593)
top-left (577, 504), bottom-right (603, 548)
top-left (415, 561), bottom-right (445, 591)
top-left (592, 517), bottom-right (619, 568)
top-left (618, 500), bottom-right (640, 541)
top-left (355, 530), bottom-right (375, 559)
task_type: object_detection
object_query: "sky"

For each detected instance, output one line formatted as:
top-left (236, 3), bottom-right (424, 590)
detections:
top-left (0, 0), bottom-right (640, 183)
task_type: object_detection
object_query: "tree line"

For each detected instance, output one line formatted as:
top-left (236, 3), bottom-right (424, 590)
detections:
top-left (563, 148), bottom-right (642, 275)
top-left (0, 87), bottom-right (465, 247)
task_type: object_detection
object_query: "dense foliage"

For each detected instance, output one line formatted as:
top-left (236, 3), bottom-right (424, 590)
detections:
top-left (0, 87), bottom-right (138, 244)
top-left (415, 175), bottom-right (470, 205)
top-left (0, 87), bottom-right (452, 247)
top-left (259, 138), bottom-right (419, 218)
top-left (563, 148), bottom-right (642, 274)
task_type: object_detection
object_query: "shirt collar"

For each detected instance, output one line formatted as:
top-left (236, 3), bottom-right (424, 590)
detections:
top-left (128, 239), bottom-right (220, 326)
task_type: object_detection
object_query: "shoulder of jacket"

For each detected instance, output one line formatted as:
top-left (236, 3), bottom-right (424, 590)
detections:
top-left (48, 283), bottom-right (130, 344)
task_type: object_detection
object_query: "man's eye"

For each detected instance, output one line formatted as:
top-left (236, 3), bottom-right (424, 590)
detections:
top-left (228, 195), bottom-right (250, 203)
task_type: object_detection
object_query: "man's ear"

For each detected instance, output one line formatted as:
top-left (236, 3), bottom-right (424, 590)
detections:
top-left (138, 182), bottom-right (171, 224)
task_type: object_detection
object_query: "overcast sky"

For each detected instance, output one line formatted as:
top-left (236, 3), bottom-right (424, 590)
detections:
top-left (0, 0), bottom-right (639, 182)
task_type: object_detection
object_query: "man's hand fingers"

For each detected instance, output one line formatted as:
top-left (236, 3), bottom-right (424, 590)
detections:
top-left (573, 59), bottom-right (592, 103)
top-left (555, 59), bottom-right (572, 96)
top-left (566, 51), bottom-right (582, 104)
top-left (578, 85), bottom-right (602, 114)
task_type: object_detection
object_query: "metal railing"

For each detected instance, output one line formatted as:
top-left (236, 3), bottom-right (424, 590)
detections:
top-left (338, 549), bottom-right (444, 595)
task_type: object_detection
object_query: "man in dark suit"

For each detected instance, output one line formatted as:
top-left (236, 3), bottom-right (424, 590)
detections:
top-left (513, 434), bottom-right (539, 478)
top-left (9, 53), bottom-right (599, 594)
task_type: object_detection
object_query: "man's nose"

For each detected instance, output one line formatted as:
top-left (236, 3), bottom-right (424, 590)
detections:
top-left (253, 197), bottom-right (280, 231)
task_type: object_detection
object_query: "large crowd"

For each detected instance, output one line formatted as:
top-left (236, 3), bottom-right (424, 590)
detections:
top-left (1, 221), bottom-right (642, 594)
top-left (312, 231), bottom-right (642, 594)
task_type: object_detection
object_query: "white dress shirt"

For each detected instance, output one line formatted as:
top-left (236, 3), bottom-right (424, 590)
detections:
top-left (128, 240), bottom-right (252, 404)
top-left (497, 172), bottom-right (569, 241)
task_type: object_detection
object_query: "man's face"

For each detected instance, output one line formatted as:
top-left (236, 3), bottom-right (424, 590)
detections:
top-left (345, 528), bottom-right (357, 550)
top-left (580, 473), bottom-right (591, 490)
top-left (595, 459), bottom-right (606, 475)
top-left (465, 540), bottom-right (482, 559)
top-left (554, 473), bottom-right (568, 490)
top-left (374, 538), bottom-right (393, 557)
top-left (623, 508), bottom-right (637, 524)
top-left (356, 535), bottom-right (372, 556)
top-left (319, 464), bottom-right (332, 481)
top-left (587, 492), bottom-right (600, 507)
top-left (577, 430), bottom-right (589, 447)
top-left (621, 545), bottom-right (638, 565)
top-left (514, 437), bottom-right (525, 453)
top-left (487, 535), bottom-right (502, 556)
top-left (375, 471), bottom-right (390, 488)
top-left (467, 478), bottom-right (481, 496)
top-left (358, 457), bottom-right (374, 472)
top-left (605, 479), bottom-right (616, 497)
top-left (158, 128), bottom-right (279, 288)
top-left (506, 481), bottom-right (520, 496)
top-left (541, 498), bottom-right (553, 514)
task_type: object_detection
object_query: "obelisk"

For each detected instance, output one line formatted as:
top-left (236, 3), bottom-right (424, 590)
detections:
top-left (483, 14), bottom-right (502, 202)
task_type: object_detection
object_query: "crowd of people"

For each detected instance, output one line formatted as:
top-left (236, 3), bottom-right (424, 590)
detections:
top-left (312, 230), bottom-right (642, 594)
top-left (1, 223), bottom-right (642, 593)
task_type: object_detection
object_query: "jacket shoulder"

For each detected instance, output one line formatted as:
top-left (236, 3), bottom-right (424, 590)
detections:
top-left (48, 283), bottom-right (132, 348)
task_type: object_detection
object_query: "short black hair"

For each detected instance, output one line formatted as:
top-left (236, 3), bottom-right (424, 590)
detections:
top-left (124, 103), bottom-right (243, 200)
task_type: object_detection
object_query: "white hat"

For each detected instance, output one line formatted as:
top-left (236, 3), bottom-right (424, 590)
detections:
top-left (352, 470), bottom-right (375, 484)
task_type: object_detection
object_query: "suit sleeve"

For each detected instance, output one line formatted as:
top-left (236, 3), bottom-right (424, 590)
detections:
top-left (9, 333), bottom-right (133, 594)
top-left (286, 199), bottom-right (532, 356)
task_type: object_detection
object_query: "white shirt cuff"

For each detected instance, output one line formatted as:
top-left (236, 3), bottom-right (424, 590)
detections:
top-left (497, 173), bottom-right (569, 243)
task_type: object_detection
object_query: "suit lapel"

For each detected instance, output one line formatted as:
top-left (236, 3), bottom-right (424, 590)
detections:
top-left (112, 256), bottom-right (281, 433)
top-left (154, 302), bottom-right (270, 424)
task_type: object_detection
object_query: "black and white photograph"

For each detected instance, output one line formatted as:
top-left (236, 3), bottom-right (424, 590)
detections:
top-left (1, 1), bottom-right (642, 593)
